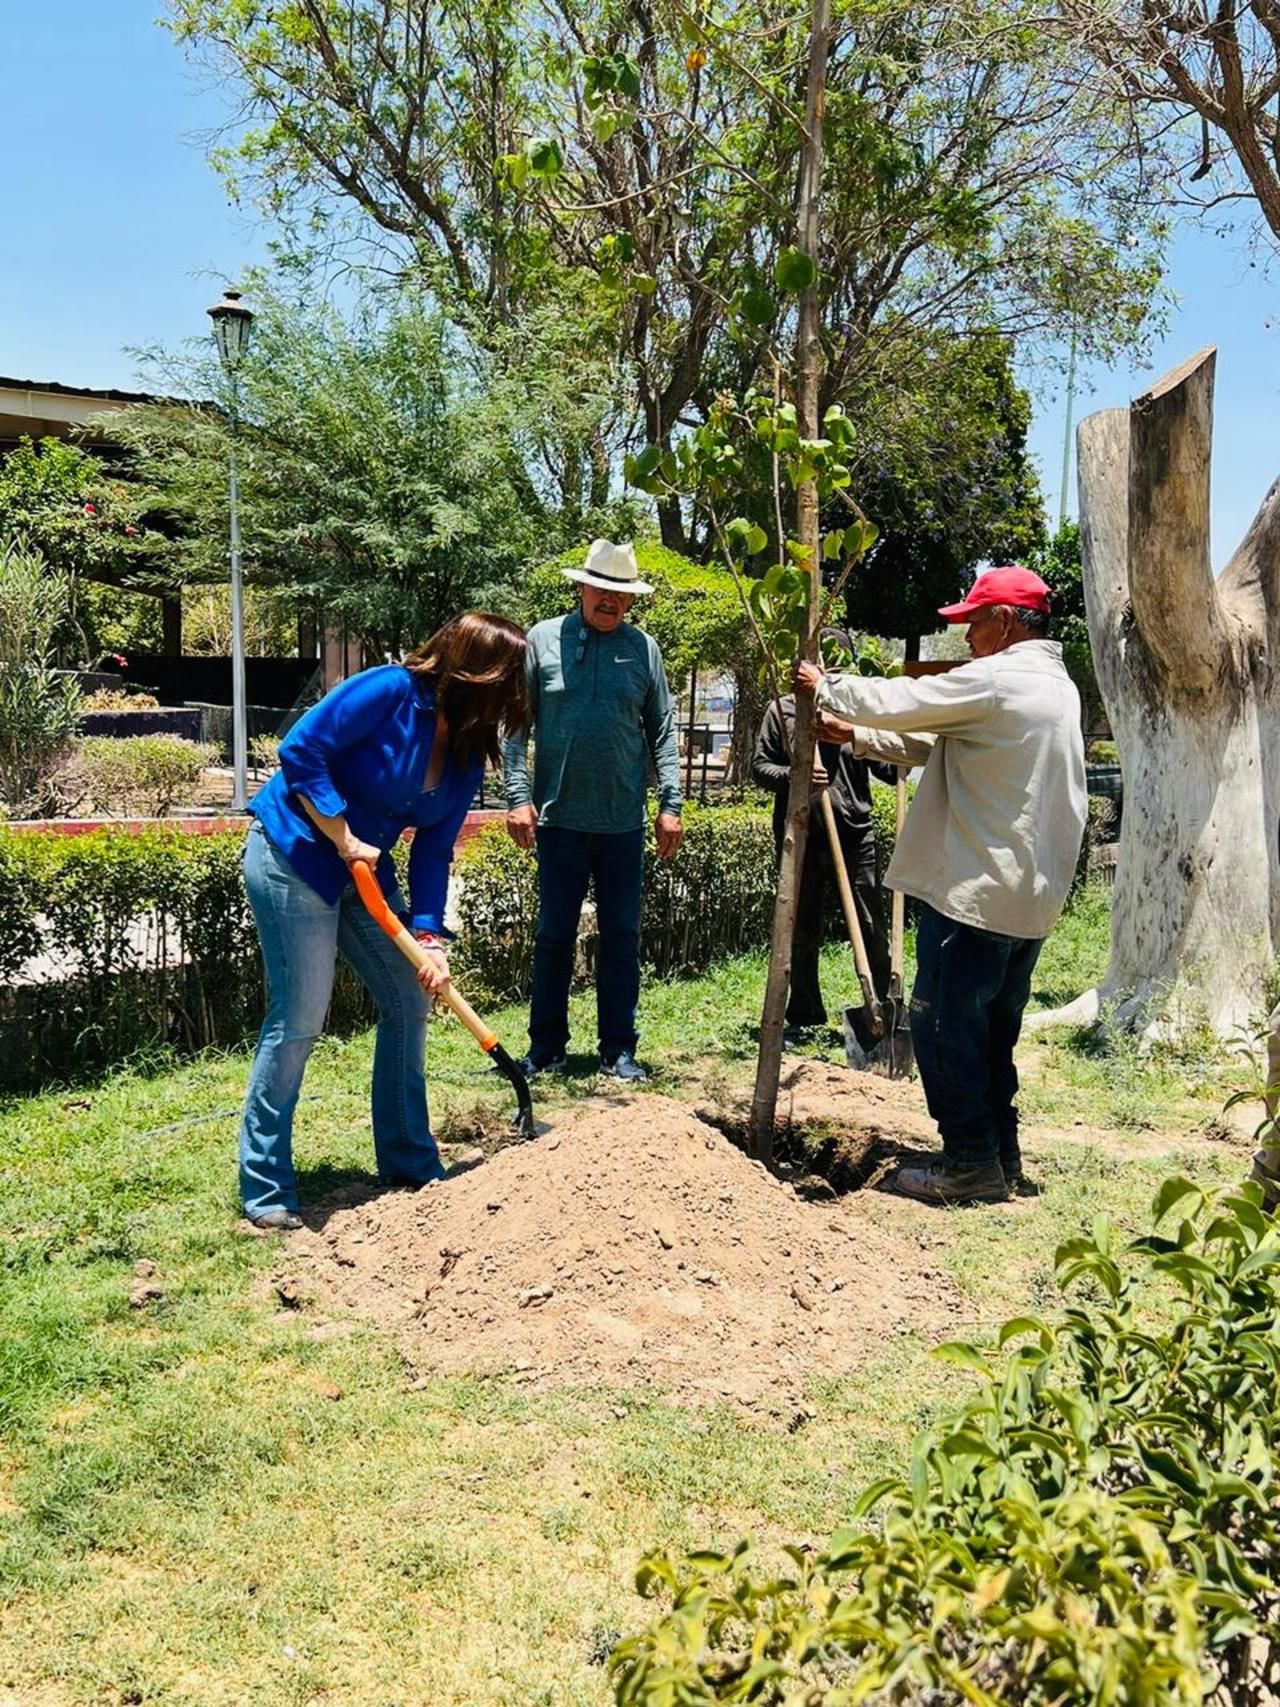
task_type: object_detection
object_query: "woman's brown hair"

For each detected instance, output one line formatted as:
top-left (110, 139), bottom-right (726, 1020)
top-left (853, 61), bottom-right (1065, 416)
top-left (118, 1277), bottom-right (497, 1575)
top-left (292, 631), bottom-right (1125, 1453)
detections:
top-left (405, 612), bottom-right (527, 768)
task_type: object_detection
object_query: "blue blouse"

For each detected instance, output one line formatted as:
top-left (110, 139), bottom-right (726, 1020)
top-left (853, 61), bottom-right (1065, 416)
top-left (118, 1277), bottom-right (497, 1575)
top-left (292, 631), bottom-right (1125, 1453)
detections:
top-left (249, 664), bottom-right (481, 933)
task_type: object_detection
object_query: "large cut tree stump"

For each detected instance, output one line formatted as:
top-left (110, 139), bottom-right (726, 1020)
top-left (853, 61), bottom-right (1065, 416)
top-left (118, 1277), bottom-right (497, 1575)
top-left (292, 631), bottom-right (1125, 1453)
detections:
top-left (1045, 347), bottom-right (1280, 1037)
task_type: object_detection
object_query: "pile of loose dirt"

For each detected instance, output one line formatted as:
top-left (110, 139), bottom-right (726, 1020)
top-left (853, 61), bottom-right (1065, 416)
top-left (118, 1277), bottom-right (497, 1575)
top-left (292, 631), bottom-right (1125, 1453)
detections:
top-left (285, 1086), bottom-right (959, 1412)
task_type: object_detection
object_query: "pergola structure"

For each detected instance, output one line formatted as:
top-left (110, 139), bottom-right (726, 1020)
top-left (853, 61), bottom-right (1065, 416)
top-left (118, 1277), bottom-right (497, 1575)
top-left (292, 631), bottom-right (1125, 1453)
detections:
top-left (0, 374), bottom-right (185, 654)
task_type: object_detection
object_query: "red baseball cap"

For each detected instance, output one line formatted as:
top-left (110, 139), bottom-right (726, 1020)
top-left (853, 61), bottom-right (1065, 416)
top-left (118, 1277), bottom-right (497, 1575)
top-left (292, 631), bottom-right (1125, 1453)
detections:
top-left (938, 565), bottom-right (1051, 623)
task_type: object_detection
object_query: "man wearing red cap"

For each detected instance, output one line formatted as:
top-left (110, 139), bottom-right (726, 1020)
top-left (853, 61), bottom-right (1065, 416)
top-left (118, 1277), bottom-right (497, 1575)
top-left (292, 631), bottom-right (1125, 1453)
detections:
top-left (795, 566), bottom-right (1086, 1205)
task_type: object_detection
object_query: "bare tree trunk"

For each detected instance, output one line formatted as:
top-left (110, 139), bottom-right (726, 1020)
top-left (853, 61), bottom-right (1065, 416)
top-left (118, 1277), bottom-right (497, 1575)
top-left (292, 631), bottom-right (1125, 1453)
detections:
top-left (747, 0), bottom-right (830, 1159)
top-left (1036, 348), bottom-right (1280, 1038)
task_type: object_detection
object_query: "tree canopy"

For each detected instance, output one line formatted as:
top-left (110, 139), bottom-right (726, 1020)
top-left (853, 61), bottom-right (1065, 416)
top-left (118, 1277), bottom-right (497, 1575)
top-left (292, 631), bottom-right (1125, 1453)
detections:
top-left (839, 337), bottom-right (1045, 651)
top-left (108, 287), bottom-right (638, 654)
top-left (170, 0), bottom-right (1169, 552)
top-left (0, 436), bottom-right (172, 662)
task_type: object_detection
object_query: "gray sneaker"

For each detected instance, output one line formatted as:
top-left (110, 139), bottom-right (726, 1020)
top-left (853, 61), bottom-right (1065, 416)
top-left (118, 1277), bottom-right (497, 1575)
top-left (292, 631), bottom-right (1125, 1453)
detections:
top-left (895, 1162), bottom-right (1009, 1205)
top-left (601, 1051), bottom-right (648, 1083)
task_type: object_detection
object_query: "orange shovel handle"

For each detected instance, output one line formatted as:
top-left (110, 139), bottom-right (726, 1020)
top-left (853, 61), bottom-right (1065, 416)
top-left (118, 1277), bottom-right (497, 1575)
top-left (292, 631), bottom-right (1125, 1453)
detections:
top-left (348, 859), bottom-right (498, 1052)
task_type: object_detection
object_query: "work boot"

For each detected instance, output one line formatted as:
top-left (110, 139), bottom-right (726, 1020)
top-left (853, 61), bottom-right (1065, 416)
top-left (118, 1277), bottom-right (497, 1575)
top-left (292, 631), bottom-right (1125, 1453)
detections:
top-left (601, 1050), bottom-right (648, 1083)
top-left (1000, 1144), bottom-right (1024, 1191)
top-left (248, 1209), bottom-right (303, 1231)
top-left (516, 1053), bottom-right (567, 1080)
top-left (895, 1162), bottom-right (1009, 1206)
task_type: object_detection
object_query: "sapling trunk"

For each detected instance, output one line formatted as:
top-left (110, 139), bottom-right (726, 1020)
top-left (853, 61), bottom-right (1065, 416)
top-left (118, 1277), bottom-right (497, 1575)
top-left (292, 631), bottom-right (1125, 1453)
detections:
top-left (747, 0), bottom-right (831, 1161)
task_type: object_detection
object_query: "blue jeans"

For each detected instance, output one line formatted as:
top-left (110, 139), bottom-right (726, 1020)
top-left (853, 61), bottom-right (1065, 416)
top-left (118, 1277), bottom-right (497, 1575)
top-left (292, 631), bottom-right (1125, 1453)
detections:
top-left (238, 824), bottom-right (444, 1217)
top-left (529, 825), bottom-right (645, 1061)
top-left (909, 903), bottom-right (1043, 1171)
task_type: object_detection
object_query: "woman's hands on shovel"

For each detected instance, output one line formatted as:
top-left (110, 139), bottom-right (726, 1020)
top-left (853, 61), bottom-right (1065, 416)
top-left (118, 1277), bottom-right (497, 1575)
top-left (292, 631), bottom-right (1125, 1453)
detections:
top-left (412, 931), bottom-right (452, 996)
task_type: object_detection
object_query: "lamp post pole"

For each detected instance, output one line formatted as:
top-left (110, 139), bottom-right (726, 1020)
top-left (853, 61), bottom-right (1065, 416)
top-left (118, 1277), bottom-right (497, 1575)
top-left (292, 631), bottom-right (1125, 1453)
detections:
top-left (227, 381), bottom-right (248, 810)
top-left (207, 288), bottom-right (255, 812)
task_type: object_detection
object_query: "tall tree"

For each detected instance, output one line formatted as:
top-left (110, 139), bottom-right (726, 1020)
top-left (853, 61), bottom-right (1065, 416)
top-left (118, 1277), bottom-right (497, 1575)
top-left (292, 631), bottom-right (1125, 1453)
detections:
top-left (1060, 0), bottom-right (1280, 241)
top-left (170, 0), bottom-right (1169, 551)
top-left (109, 288), bottom-right (635, 653)
top-left (839, 336), bottom-right (1045, 655)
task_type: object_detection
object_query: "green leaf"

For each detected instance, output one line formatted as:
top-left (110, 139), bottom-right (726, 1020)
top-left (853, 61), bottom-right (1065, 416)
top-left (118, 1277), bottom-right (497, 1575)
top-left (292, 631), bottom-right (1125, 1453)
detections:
top-left (632, 273), bottom-right (658, 296)
top-left (997, 1315), bottom-right (1054, 1350)
top-left (738, 285), bottom-right (777, 327)
top-left (846, 1478), bottom-right (903, 1522)
top-left (774, 245), bottom-right (817, 292)
top-left (636, 445), bottom-right (663, 478)
top-left (1152, 1176), bottom-right (1203, 1224)
top-left (497, 151), bottom-right (529, 190)
top-left (821, 529), bottom-right (845, 560)
top-left (931, 1342), bottom-right (995, 1378)
top-left (744, 524), bottom-right (768, 556)
top-left (526, 138), bottom-right (563, 179)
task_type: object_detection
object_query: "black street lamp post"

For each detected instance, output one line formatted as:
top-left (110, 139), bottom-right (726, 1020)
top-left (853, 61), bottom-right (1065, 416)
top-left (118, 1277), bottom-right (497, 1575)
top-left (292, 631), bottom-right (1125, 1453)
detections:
top-left (206, 288), bottom-right (254, 811)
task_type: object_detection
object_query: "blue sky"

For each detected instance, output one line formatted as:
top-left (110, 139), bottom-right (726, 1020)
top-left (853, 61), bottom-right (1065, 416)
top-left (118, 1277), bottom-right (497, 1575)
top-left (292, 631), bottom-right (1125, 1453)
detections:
top-left (2, 2), bottom-right (1275, 567)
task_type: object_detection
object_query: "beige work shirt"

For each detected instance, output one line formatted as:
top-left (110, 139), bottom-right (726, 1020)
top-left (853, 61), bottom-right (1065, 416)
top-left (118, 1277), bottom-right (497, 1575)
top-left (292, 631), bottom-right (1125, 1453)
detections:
top-left (816, 640), bottom-right (1087, 940)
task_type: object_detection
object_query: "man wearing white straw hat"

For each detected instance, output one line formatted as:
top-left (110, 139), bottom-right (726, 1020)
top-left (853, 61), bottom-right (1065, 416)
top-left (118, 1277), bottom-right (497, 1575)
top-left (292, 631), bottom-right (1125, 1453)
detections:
top-left (503, 540), bottom-right (683, 1082)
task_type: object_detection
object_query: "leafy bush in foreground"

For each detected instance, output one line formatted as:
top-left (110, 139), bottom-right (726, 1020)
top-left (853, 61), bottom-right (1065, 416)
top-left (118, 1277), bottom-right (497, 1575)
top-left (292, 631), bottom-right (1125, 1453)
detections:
top-left (612, 1179), bottom-right (1280, 1705)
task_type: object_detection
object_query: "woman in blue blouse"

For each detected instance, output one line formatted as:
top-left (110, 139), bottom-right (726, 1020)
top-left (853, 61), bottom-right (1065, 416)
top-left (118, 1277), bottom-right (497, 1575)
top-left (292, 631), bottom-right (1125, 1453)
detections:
top-left (239, 611), bottom-right (527, 1229)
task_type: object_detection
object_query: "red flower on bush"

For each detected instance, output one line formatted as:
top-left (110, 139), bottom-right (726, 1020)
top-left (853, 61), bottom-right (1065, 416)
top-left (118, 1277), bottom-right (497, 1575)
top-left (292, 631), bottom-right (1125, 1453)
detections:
top-left (123, 525), bottom-right (138, 537)
top-left (83, 502), bottom-right (97, 515)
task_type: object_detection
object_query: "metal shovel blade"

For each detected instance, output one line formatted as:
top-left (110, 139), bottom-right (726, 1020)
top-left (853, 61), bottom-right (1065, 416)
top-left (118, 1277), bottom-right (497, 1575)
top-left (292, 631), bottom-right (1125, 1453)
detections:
top-left (843, 997), bottom-right (884, 1064)
top-left (867, 986), bottom-right (915, 1078)
top-left (487, 1041), bottom-right (537, 1141)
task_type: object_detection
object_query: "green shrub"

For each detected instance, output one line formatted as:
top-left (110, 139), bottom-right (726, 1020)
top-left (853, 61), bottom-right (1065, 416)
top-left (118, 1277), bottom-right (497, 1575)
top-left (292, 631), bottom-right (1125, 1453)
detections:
top-left (869, 776), bottom-right (911, 889)
top-left (454, 801), bottom-right (779, 1001)
top-left (0, 539), bottom-right (81, 816)
top-left (61, 734), bottom-right (220, 816)
top-left (250, 733), bottom-right (281, 775)
top-left (80, 687), bottom-right (161, 711)
top-left (0, 828), bottom-right (254, 1087)
top-left (0, 827), bottom-right (375, 1089)
top-left (612, 1178), bottom-right (1280, 1705)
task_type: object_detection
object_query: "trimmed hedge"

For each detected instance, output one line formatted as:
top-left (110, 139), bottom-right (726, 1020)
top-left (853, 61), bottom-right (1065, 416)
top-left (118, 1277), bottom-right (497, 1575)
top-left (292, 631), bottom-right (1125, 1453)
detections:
top-left (613, 1177), bottom-right (1280, 1704)
top-left (2, 792), bottom-right (905, 1089)
top-left (0, 803), bottom-right (787, 1089)
top-left (453, 801), bottom-right (780, 1001)
top-left (0, 828), bottom-right (372, 1091)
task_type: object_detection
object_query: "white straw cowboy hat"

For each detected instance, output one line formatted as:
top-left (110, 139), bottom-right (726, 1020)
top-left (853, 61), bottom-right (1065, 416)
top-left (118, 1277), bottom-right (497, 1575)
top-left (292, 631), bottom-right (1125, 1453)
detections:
top-left (562, 539), bottom-right (654, 596)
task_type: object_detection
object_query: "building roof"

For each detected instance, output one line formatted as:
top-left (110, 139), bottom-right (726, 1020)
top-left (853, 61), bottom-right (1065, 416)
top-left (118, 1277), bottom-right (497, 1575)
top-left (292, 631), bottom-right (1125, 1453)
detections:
top-left (0, 375), bottom-right (159, 406)
top-left (0, 374), bottom-right (170, 454)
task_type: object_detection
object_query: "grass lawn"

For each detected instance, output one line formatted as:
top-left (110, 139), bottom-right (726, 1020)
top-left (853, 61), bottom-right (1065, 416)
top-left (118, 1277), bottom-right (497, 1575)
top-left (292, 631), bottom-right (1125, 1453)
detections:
top-left (0, 887), bottom-right (1261, 1706)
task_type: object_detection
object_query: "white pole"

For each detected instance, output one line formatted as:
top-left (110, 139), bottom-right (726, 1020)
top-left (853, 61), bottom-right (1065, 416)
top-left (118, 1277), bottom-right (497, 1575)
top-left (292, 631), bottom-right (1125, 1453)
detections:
top-left (1058, 324), bottom-right (1078, 530)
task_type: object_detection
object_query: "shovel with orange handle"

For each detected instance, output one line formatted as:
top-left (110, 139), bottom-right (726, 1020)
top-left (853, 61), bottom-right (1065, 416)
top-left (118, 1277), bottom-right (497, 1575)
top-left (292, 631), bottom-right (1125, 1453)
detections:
top-left (348, 858), bottom-right (536, 1141)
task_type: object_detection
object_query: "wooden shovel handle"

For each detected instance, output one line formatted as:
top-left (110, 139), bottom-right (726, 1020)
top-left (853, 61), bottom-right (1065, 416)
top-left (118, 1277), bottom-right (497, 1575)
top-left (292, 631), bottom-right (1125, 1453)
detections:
top-left (890, 776), bottom-right (907, 985)
top-left (348, 860), bottom-right (497, 1052)
top-left (819, 788), bottom-right (882, 1030)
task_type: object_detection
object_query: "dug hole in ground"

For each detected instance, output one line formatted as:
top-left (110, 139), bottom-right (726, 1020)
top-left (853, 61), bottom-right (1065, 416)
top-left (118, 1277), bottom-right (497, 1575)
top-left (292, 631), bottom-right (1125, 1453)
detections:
top-left (277, 1061), bottom-right (985, 1415)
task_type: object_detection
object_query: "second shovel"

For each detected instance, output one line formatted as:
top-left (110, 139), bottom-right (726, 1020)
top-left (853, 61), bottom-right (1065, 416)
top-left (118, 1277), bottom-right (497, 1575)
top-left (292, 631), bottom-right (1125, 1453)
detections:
top-left (818, 788), bottom-right (884, 1057)
top-left (866, 774), bottom-right (915, 1078)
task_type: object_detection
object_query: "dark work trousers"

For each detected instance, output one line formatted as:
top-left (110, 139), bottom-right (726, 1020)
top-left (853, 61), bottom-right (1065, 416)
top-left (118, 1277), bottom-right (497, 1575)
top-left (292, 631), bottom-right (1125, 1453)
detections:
top-left (909, 903), bottom-right (1043, 1171)
top-left (529, 824), bottom-right (646, 1062)
top-left (787, 821), bottom-right (890, 1028)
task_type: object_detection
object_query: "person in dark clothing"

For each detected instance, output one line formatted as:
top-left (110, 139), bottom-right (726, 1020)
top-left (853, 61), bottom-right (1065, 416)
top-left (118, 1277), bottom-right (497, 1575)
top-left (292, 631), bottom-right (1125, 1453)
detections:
top-left (752, 692), bottom-right (895, 1033)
